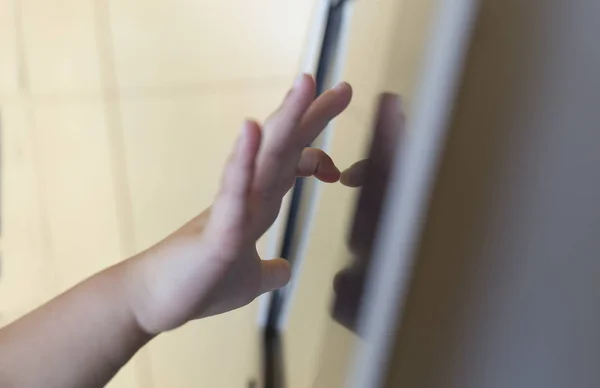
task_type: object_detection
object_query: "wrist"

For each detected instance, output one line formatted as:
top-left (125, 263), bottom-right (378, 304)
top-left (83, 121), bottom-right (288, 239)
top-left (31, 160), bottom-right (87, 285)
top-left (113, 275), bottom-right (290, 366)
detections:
top-left (115, 256), bottom-right (160, 339)
top-left (119, 209), bottom-right (214, 335)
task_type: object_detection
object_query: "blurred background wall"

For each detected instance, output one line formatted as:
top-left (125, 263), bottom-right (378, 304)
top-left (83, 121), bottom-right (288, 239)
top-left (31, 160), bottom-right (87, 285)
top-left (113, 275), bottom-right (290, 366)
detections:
top-left (0, 0), bottom-right (442, 386)
top-left (0, 1), bottom-right (321, 386)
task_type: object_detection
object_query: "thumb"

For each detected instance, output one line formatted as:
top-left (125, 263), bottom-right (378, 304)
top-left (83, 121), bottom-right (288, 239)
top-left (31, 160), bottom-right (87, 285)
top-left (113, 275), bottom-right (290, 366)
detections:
top-left (259, 259), bottom-right (292, 294)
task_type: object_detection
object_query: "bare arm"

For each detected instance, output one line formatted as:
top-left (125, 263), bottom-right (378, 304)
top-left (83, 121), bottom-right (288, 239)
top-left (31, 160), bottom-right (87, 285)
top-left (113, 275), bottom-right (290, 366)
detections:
top-left (0, 264), bottom-right (149, 387)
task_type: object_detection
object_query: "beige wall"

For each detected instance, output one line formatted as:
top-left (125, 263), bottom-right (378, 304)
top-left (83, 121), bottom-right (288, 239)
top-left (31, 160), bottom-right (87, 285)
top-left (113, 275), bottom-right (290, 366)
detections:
top-left (0, 0), bottom-right (318, 386)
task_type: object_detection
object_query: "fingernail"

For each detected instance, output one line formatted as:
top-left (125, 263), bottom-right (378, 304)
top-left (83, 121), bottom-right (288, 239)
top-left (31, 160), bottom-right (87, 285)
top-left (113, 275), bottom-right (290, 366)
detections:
top-left (333, 81), bottom-right (348, 90)
top-left (294, 74), bottom-right (305, 90)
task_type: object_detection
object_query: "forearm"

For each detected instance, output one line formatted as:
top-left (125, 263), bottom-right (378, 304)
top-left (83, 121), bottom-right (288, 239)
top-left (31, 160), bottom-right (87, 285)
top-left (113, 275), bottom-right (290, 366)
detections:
top-left (0, 262), bottom-right (152, 388)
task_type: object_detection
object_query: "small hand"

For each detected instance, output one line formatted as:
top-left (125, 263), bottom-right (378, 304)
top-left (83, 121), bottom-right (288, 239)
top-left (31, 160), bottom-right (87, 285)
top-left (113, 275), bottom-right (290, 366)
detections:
top-left (125, 75), bottom-right (353, 334)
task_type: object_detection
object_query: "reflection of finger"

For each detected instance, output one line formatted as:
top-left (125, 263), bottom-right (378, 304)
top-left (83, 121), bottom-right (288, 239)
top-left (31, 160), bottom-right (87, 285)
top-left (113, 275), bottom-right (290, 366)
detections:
top-left (206, 121), bottom-right (261, 251)
top-left (376, 93), bottom-right (405, 157)
top-left (332, 266), bottom-right (364, 334)
top-left (340, 159), bottom-right (368, 187)
top-left (333, 265), bottom-right (363, 294)
top-left (333, 268), bottom-right (350, 294)
top-left (296, 148), bottom-right (341, 183)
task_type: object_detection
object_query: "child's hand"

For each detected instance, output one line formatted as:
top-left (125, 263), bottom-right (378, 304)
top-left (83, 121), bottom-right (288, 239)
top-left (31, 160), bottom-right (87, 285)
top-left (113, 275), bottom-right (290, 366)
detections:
top-left (0, 75), bottom-right (351, 388)
top-left (125, 75), bottom-right (353, 334)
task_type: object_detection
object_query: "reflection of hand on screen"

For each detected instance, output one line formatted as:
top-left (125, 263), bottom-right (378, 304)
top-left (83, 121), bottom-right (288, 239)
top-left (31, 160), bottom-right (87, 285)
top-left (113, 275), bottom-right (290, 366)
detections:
top-left (340, 159), bottom-right (368, 188)
top-left (332, 93), bottom-right (405, 333)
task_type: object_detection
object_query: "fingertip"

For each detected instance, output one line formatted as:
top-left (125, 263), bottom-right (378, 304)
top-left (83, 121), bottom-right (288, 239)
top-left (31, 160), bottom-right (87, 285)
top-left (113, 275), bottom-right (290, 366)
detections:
top-left (334, 80), bottom-right (352, 93)
top-left (243, 118), bottom-right (261, 130)
top-left (313, 81), bottom-right (352, 121)
top-left (260, 259), bottom-right (292, 294)
top-left (297, 148), bottom-right (342, 182)
top-left (241, 119), bottom-right (261, 139)
top-left (239, 120), bottom-right (262, 162)
top-left (317, 151), bottom-right (342, 182)
top-left (290, 73), bottom-right (316, 101)
top-left (276, 74), bottom-right (317, 125)
top-left (334, 81), bottom-right (353, 102)
top-left (316, 168), bottom-right (341, 183)
top-left (297, 73), bottom-right (316, 92)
